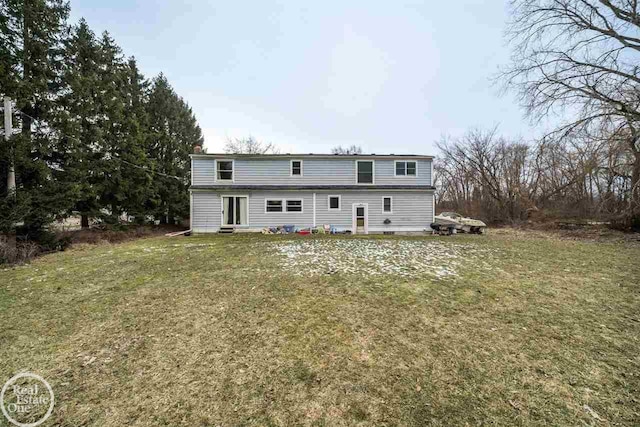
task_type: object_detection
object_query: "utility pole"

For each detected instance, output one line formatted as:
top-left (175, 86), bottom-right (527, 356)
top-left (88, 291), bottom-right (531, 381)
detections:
top-left (4, 96), bottom-right (16, 194)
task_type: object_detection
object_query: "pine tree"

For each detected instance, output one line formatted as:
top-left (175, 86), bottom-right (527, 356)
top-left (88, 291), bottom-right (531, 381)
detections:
top-left (95, 30), bottom-right (127, 224)
top-left (146, 74), bottom-right (202, 224)
top-left (116, 57), bottom-right (153, 223)
top-left (57, 19), bottom-right (103, 228)
top-left (0, 0), bottom-right (73, 233)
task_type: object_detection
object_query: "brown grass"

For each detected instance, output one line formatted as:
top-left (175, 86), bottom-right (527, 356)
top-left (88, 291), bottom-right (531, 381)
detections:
top-left (0, 232), bottom-right (638, 426)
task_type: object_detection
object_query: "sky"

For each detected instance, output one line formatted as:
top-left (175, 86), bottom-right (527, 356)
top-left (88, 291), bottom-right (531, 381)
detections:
top-left (70, 0), bottom-right (538, 155)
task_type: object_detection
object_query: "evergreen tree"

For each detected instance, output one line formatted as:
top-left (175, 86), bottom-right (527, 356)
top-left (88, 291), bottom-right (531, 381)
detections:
top-left (0, 0), bottom-right (74, 233)
top-left (146, 74), bottom-right (202, 224)
top-left (95, 31), bottom-right (126, 224)
top-left (116, 57), bottom-right (153, 222)
top-left (56, 18), bottom-right (102, 228)
top-left (1, 2), bottom-right (204, 236)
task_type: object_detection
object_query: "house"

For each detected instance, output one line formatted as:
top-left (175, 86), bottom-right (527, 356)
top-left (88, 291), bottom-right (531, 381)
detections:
top-left (189, 153), bottom-right (435, 234)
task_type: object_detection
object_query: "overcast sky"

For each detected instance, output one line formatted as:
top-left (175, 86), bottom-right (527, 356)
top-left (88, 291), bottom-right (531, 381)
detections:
top-left (71, 0), bottom-right (541, 155)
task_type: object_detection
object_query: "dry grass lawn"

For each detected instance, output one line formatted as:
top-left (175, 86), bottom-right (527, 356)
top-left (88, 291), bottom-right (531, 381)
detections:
top-left (0, 231), bottom-right (639, 426)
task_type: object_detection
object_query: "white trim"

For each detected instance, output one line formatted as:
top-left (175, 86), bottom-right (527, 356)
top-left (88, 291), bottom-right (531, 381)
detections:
top-left (355, 160), bottom-right (375, 185)
top-left (352, 203), bottom-right (369, 234)
top-left (263, 198), bottom-right (304, 213)
top-left (215, 159), bottom-right (235, 182)
top-left (382, 196), bottom-right (393, 214)
top-left (432, 193), bottom-right (435, 223)
top-left (192, 153), bottom-right (434, 160)
top-left (265, 199), bottom-right (284, 213)
top-left (290, 159), bottom-right (303, 177)
top-left (189, 191), bottom-right (193, 230)
top-left (313, 193), bottom-right (316, 227)
top-left (190, 188), bottom-right (435, 193)
top-left (220, 194), bottom-right (249, 226)
top-left (327, 195), bottom-right (341, 211)
top-left (394, 160), bottom-right (418, 177)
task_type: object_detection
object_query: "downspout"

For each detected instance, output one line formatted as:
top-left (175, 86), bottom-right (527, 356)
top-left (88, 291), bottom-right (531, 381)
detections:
top-left (313, 193), bottom-right (316, 227)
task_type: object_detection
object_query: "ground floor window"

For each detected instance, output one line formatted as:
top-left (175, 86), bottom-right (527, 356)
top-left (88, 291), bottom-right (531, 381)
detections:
top-left (266, 200), bottom-right (283, 212)
top-left (328, 195), bottom-right (341, 210)
top-left (265, 199), bottom-right (303, 213)
top-left (383, 196), bottom-right (393, 213)
top-left (286, 199), bottom-right (303, 212)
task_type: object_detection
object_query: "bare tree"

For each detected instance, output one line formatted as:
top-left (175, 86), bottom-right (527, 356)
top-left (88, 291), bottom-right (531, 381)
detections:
top-left (331, 145), bottom-right (363, 155)
top-left (502, 0), bottom-right (640, 226)
top-left (224, 136), bottom-right (280, 154)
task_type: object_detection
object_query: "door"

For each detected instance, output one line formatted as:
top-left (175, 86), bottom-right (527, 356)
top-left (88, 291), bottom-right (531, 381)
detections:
top-left (222, 196), bottom-right (248, 226)
top-left (352, 203), bottom-right (368, 234)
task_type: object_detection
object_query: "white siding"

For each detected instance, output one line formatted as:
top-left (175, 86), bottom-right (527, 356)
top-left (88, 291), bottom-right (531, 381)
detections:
top-left (191, 191), bottom-right (221, 232)
top-left (192, 158), bottom-right (432, 186)
top-left (315, 191), bottom-right (433, 231)
top-left (249, 192), bottom-right (314, 228)
top-left (191, 190), bottom-right (434, 233)
top-left (192, 159), bottom-right (216, 186)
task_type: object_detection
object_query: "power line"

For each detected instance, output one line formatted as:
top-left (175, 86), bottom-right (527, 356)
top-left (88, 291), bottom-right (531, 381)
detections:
top-left (115, 157), bottom-right (184, 181)
top-left (8, 107), bottom-right (187, 182)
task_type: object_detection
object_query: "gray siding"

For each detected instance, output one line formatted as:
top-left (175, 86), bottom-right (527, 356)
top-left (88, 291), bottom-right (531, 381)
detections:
top-left (191, 159), bottom-right (216, 186)
top-left (191, 190), bottom-right (434, 232)
top-left (248, 192), bottom-right (314, 228)
top-left (315, 191), bottom-right (433, 230)
top-left (191, 191), bottom-right (221, 233)
top-left (191, 158), bottom-right (432, 186)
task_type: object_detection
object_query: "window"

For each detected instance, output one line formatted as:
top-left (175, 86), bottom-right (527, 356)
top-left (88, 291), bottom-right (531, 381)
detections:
top-left (383, 196), bottom-right (393, 213)
top-left (356, 160), bottom-right (374, 184)
top-left (395, 161), bottom-right (417, 176)
top-left (286, 199), bottom-right (303, 212)
top-left (291, 160), bottom-right (303, 176)
top-left (328, 195), bottom-right (341, 211)
top-left (216, 160), bottom-right (234, 181)
top-left (266, 200), bottom-right (283, 212)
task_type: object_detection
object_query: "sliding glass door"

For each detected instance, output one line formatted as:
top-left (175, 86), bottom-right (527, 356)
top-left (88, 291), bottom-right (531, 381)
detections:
top-left (222, 196), bottom-right (248, 226)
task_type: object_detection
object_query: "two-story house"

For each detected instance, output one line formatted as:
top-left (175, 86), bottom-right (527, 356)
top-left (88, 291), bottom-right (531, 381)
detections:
top-left (189, 153), bottom-right (435, 234)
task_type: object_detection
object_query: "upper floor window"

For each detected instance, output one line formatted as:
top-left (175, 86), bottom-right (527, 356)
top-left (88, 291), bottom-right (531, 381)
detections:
top-left (395, 161), bottom-right (416, 176)
top-left (216, 160), bottom-right (234, 181)
top-left (356, 160), bottom-right (374, 184)
top-left (291, 160), bottom-right (303, 176)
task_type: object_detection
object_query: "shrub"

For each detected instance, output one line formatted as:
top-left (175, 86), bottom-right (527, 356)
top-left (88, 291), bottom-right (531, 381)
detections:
top-left (0, 236), bottom-right (41, 265)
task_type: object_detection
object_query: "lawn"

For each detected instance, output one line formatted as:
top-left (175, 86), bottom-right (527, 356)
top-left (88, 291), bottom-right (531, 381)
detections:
top-left (0, 231), bottom-right (639, 426)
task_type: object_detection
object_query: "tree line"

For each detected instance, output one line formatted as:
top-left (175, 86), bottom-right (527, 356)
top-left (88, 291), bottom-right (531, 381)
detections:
top-left (436, 0), bottom-right (640, 229)
top-left (0, 0), bottom-right (203, 237)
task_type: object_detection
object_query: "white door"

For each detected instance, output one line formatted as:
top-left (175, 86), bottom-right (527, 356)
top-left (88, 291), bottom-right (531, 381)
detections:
top-left (221, 196), bottom-right (248, 226)
top-left (352, 203), bottom-right (368, 234)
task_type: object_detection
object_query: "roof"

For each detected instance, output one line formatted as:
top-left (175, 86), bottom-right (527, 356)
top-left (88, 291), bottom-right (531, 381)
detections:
top-left (190, 184), bottom-right (436, 191)
top-left (190, 153), bottom-right (434, 160)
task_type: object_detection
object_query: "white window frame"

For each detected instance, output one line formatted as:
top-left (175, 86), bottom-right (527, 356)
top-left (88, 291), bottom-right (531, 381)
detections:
top-left (355, 160), bottom-right (375, 184)
top-left (285, 199), bottom-right (304, 213)
top-left (328, 195), bottom-right (341, 211)
top-left (264, 198), bottom-right (304, 213)
top-left (216, 159), bottom-right (235, 182)
top-left (290, 159), bottom-right (303, 177)
top-left (265, 199), bottom-right (283, 213)
top-left (220, 194), bottom-right (250, 226)
top-left (382, 196), bottom-right (393, 214)
top-left (394, 160), bottom-right (417, 177)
